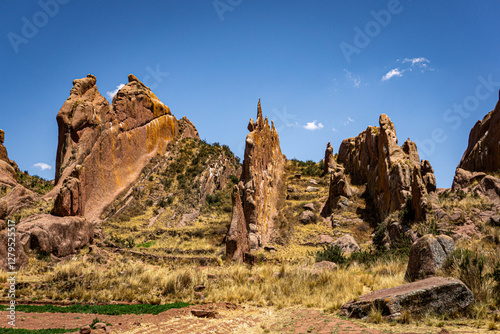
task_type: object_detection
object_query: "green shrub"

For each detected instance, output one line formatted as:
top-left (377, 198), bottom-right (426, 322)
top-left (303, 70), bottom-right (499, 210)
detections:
top-left (313, 245), bottom-right (349, 266)
top-left (228, 174), bottom-right (239, 185)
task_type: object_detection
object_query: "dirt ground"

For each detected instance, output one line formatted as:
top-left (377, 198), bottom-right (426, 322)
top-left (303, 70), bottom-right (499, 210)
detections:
top-left (0, 303), bottom-right (491, 334)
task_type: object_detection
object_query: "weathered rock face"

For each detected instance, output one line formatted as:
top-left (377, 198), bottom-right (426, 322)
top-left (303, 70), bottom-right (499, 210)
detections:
top-left (0, 129), bottom-right (8, 163)
top-left (340, 277), bottom-right (474, 319)
top-left (54, 74), bottom-right (108, 185)
top-left (51, 74), bottom-right (196, 220)
top-left (323, 142), bottom-right (336, 174)
top-left (226, 100), bottom-right (286, 261)
top-left (405, 234), bottom-right (455, 282)
top-left (0, 214), bottom-right (93, 270)
top-left (337, 114), bottom-right (435, 221)
top-left (0, 130), bottom-right (18, 188)
top-left (454, 90), bottom-right (500, 179)
top-left (51, 173), bottom-right (83, 217)
top-left (0, 186), bottom-right (39, 220)
top-left (225, 185), bottom-right (250, 261)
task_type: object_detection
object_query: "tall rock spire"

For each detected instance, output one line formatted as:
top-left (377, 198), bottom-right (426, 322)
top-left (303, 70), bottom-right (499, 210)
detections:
top-left (226, 100), bottom-right (286, 261)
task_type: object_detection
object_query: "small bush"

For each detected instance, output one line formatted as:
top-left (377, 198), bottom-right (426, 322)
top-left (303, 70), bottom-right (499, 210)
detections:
top-left (313, 245), bottom-right (348, 266)
top-left (228, 174), bottom-right (239, 185)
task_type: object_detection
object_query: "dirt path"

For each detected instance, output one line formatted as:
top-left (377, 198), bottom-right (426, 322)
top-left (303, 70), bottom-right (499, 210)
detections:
top-left (0, 303), bottom-right (483, 334)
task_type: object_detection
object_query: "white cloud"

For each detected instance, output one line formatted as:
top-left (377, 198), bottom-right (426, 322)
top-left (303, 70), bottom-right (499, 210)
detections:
top-left (344, 69), bottom-right (361, 88)
top-left (332, 127), bottom-right (338, 132)
top-left (382, 68), bottom-right (404, 81)
top-left (403, 57), bottom-right (430, 66)
top-left (382, 57), bottom-right (435, 81)
top-left (33, 163), bottom-right (52, 171)
top-left (343, 116), bottom-right (355, 126)
top-left (303, 121), bottom-right (324, 131)
top-left (106, 84), bottom-right (125, 99)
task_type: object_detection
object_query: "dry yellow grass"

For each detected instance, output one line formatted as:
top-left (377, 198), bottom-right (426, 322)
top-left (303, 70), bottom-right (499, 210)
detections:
top-left (6, 254), bottom-right (405, 311)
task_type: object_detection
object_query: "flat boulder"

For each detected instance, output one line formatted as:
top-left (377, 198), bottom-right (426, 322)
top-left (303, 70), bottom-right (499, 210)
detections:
top-left (405, 234), bottom-right (454, 282)
top-left (340, 277), bottom-right (474, 319)
top-left (299, 210), bottom-right (316, 224)
top-left (0, 214), bottom-right (94, 270)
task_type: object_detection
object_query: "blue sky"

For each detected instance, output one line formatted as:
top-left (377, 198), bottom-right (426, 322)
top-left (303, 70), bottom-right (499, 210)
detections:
top-left (1, 1), bottom-right (499, 188)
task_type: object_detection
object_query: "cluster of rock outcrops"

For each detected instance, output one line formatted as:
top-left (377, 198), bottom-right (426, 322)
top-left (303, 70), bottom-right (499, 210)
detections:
top-left (226, 100), bottom-right (286, 261)
top-left (1, 73), bottom-right (204, 269)
top-left (335, 114), bottom-right (436, 221)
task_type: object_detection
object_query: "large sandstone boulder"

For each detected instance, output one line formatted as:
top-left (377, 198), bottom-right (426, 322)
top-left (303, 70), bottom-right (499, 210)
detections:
top-left (405, 234), bottom-right (455, 282)
top-left (49, 74), bottom-right (198, 220)
top-left (0, 214), bottom-right (93, 270)
top-left (454, 90), bottom-right (500, 180)
top-left (337, 114), bottom-right (435, 221)
top-left (340, 276), bottom-right (474, 319)
top-left (226, 100), bottom-right (286, 261)
top-left (0, 185), bottom-right (39, 219)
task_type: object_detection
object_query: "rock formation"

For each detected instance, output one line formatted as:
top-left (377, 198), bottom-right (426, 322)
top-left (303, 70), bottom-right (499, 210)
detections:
top-left (340, 277), bottom-right (474, 319)
top-left (455, 90), bottom-right (500, 176)
top-left (450, 91), bottom-right (500, 212)
top-left (0, 214), bottom-right (93, 270)
top-left (50, 73), bottom-right (198, 220)
top-left (0, 130), bottom-right (18, 188)
top-left (226, 100), bottom-right (286, 261)
top-left (323, 142), bottom-right (336, 174)
top-left (405, 234), bottom-right (455, 282)
top-left (337, 114), bottom-right (436, 221)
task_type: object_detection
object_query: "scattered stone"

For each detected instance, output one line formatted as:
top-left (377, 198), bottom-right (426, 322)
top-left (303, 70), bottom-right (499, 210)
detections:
top-left (194, 285), bottom-right (206, 292)
top-left (313, 261), bottom-right (338, 271)
top-left (305, 186), bottom-right (319, 193)
top-left (319, 234), bottom-right (334, 244)
top-left (93, 323), bottom-right (107, 330)
top-left (331, 234), bottom-right (360, 253)
top-left (287, 185), bottom-right (295, 193)
top-left (308, 179), bottom-right (318, 185)
top-left (207, 273), bottom-right (217, 279)
top-left (194, 292), bottom-right (205, 300)
top-left (340, 277), bottom-right (474, 319)
top-left (80, 325), bottom-right (91, 334)
top-left (302, 203), bottom-right (315, 211)
top-left (299, 211), bottom-right (316, 224)
top-left (191, 309), bottom-right (218, 318)
top-left (405, 234), bottom-right (454, 282)
top-left (294, 174), bottom-right (302, 179)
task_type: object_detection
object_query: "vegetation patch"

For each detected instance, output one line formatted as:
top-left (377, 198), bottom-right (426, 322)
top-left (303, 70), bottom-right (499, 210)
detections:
top-left (0, 329), bottom-right (79, 334)
top-left (4, 302), bottom-right (190, 315)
